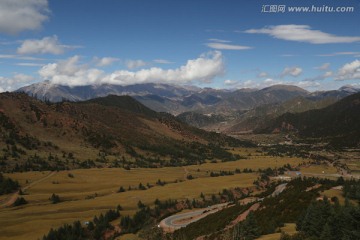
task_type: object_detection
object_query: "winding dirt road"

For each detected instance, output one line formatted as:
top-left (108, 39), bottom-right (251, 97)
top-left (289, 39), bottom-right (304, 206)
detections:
top-left (0, 171), bottom-right (56, 208)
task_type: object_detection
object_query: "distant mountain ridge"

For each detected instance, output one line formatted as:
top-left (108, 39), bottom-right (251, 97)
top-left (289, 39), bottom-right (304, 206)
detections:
top-left (16, 82), bottom-right (360, 134)
top-left (17, 81), bottom-right (314, 114)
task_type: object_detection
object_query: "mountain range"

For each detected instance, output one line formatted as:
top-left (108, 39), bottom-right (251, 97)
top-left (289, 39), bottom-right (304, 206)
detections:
top-left (15, 81), bottom-right (360, 135)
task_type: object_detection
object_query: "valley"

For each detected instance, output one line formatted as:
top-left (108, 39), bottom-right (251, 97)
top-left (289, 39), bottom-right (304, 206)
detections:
top-left (0, 149), bottom-right (343, 240)
top-left (0, 86), bottom-right (359, 240)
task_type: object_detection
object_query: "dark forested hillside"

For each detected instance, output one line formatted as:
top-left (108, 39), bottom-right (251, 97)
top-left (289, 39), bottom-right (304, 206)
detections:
top-left (255, 92), bottom-right (360, 147)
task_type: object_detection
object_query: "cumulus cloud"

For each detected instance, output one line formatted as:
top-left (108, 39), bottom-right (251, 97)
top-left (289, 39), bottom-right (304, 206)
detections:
top-left (234, 78), bottom-right (320, 90)
top-left (0, 0), bottom-right (49, 35)
top-left (233, 78), bottom-right (284, 89)
top-left (0, 73), bottom-right (35, 91)
top-left (224, 79), bottom-right (238, 86)
top-left (281, 67), bottom-right (303, 77)
top-left (335, 60), bottom-right (360, 80)
top-left (125, 60), bottom-right (148, 69)
top-left (245, 25), bottom-right (360, 44)
top-left (206, 42), bottom-right (252, 50)
top-left (39, 51), bottom-right (225, 86)
top-left (38, 55), bottom-right (104, 86)
top-left (17, 36), bottom-right (76, 55)
top-left (257, 72), bottom-right (269, 78)
top-left (94, 57), bottom-right (119, 67)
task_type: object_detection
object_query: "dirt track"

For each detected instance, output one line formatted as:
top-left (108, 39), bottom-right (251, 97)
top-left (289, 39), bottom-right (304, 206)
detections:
top-left (0, 171), bottom-right (56, 208)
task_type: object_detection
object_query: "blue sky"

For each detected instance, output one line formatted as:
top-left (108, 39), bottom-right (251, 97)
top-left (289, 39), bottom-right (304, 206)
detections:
top-left (0, 0), bottom-right (360, 92)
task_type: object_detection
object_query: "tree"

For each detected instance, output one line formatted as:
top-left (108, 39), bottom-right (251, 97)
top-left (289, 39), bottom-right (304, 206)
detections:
top-left (233, 212), bottom-right (260, 240)
top-left (50, 193), bottom-right (60, 204)
top-left (13, 197), bottom-right (27, 206)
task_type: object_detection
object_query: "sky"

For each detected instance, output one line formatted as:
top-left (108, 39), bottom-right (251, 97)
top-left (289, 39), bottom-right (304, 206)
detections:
top-left (0, 0), bottom-right (360, 92)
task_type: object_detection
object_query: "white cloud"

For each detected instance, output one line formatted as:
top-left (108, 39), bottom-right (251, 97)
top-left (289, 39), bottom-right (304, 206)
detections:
top-left (245, 25), bottom-right (360, 44)
top-left (304, 71), bottom-right (333, 82)
top-left (234, 78), bottom-right (320, 90)
top-left (39, 51), bottom-right (225, 86)
top-left (16, 62), bottom-right (44, 67)
top-left (0, 54), bottom-right (44, 61)
top-left (323, 71), bottom-right (333, 78)
top-left (153, 59), bottom-right (174, 64)
top-left (0, 73), bottom-right (35, 91)
top-left (17, 36), bottom-right (75, 55)
top-left (125, 60), bottom-right (148, 69)
top-left (315, 63), bottom-right (330, 70)
top-left (335, 59), bottom-right (360, 80)
top-left (206, 42), bottom-right (252, 50)
top-left (281, 67), bottom-right (303, 77)
top-left (39, 56), bottom-right (104, 86)
top-left (0, 0), bottom-right (49, 35)
top-left (94, 57), bottom-right (119, 67)
top-left (224, 79), bottom-right (238, 86)
top-left (234, 78), bottom-right (284, 89)
top-left (208, 38), bottom-right (231, 43)
top-left (258, 72), bottom-right (268, 78)
top-left (317, 52), bottom-right (360, 57)
top-left (296, 81), bottom-right (320, 88)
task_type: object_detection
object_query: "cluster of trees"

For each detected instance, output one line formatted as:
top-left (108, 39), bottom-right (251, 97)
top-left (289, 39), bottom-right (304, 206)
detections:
top-left (0, 173), bottom-right (19, 195)
top-left (42, 208), bottom-right (120, 240)
top-left (264, 144), bottom-right (311, 158)
top-left (120, 205), bottom-right (151, 234)
top-left (210, 170), bottom-right (235, 177)
top-left (10, 154), bottom-right (68, 172)
top-left (282, 197), bottom-right (360, 240)
top-left (343, 179), bottom-right (360, 201)
top-left (173, 203), bottom-right (250, 239)
top-left (175, 177), bottom-right (339, 240)
top-left (231, 212), bottom-right (260, 240)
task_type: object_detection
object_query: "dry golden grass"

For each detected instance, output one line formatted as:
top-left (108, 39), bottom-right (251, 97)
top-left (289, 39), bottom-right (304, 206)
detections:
top-left (322, 189), bottom-right (345, 204)
top-left (0, 167), bottom-right (258, 240)
top-left (300, 164), bottom-right (338, 174)
top-left (257, 223), bottom-right (297, 240)
top-left (0, 156), bottom-right (305, 240)
top-left (187, 156), bottom-right (304, 178)
top-left (320, 188), bottom-right (357, 206)
top-left (117, 233), bottom-right (141, 240)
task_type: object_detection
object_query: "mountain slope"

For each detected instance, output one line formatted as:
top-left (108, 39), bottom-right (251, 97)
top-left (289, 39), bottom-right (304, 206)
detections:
top-left (255, 92), bottom-right (360, 147)
top-left (224, 96), bottom-right (338, 133)
top-left (0, 93), bottom-right (251, 172)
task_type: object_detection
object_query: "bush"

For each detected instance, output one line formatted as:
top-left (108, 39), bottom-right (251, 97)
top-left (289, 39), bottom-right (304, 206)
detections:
top-left (50, 193), bottom-right (61, 204)
top-left (13, 197), bottom-right (27, 206)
